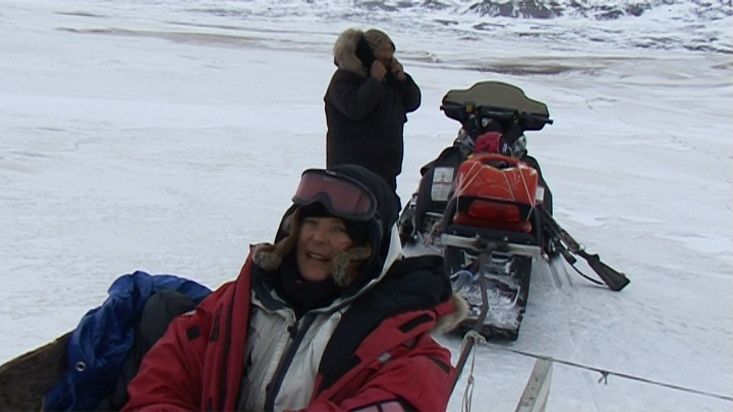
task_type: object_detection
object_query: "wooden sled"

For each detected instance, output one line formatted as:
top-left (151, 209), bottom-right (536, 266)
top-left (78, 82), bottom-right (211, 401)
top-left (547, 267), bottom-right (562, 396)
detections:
top-left (0, 332), bottom-right (71, 411)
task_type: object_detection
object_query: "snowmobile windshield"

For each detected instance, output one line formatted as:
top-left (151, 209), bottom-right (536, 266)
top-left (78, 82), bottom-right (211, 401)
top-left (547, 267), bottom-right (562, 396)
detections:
top-left (293, 169), bottom-right (377, 222)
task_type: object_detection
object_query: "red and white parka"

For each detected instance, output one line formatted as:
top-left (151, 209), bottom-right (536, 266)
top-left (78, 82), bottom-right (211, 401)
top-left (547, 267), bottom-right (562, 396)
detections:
top-left (124, 228), bottom-right (464, 412)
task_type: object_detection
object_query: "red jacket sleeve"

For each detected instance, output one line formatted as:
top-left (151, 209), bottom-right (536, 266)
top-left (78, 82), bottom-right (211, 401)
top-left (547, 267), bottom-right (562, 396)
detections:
top-left (304, 333), bottom-right (454, 412)
top-left (123, 303), bottom-right (212, 411)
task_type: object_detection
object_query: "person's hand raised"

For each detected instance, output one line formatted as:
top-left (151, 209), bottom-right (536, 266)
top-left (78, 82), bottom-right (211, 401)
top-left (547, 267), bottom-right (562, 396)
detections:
top-left (390, 58), bottom-right (406, 81)
top-left (370, 61), bottom-right (388, 82)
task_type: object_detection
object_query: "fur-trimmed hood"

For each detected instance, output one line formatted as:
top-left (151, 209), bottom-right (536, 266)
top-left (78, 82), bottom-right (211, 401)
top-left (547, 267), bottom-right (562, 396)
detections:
top-left (248, 164), bottom-right (466, 332)
top-left (250, 207), bottom-right (373, 289)
top-left (333, 28), bottom-right (369, 76)
top-left (251, 165), bottom-right (400, 298)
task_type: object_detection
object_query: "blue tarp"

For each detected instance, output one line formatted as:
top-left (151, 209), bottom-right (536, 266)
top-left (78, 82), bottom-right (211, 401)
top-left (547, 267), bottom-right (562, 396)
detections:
top-left (43, 271), bottom-right (212, 411)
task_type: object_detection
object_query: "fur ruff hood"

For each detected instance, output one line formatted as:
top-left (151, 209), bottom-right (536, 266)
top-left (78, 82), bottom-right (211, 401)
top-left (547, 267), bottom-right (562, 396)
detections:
top-left (249, 163), bottom-right (466, 334)
top-left (250, 207), bottom-right (373, 289)
top-left (332, 28), bottom-right (369, 77)
top-left (251, 224), bottom-right (467, 336)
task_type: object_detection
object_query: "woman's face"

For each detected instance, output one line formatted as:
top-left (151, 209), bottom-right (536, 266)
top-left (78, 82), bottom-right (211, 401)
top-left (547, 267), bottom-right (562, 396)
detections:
top-left (374, 44), bottom-right (394, 68)
top-left (296, 216), bottom-right (354, 282)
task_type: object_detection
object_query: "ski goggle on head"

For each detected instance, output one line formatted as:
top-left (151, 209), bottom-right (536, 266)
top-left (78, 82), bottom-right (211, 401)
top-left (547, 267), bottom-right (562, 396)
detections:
top-left (292, 169), bottom-right (377, 222)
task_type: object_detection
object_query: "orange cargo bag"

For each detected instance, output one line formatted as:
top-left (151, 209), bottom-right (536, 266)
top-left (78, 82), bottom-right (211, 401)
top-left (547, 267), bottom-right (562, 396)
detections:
top-left (452, 153), bottom-right (538, 233)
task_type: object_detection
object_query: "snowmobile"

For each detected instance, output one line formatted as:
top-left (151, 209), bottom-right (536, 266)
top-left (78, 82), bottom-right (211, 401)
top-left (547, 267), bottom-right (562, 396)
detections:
top-left (398, 80), bottom-right (553, 340)
top-left (398, 81), bottom-right (629, 340)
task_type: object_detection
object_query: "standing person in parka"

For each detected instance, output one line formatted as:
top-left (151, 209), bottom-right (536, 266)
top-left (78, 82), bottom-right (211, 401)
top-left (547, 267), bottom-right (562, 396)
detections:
top-left (123, 164), bottom-right (466, 411)
top-left (324, 28), bottom-right (421, 196)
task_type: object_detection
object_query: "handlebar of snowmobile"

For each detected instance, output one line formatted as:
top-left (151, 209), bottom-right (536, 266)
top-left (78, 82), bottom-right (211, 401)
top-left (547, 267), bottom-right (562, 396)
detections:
top-left (476, 107), bottom-right (554, 126)
top-left (440, 101), bottom-right (554, 126)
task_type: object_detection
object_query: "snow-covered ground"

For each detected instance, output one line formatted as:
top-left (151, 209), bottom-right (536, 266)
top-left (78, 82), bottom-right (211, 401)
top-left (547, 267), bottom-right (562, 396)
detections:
top-left (1, 1), bottom-right (731, 410)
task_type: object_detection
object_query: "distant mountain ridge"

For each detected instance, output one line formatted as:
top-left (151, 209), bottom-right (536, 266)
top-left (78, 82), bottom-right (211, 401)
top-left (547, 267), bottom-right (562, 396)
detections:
top-left (365, 0), bottom-right (732, 20)
top-left (182, 0), bottom-right (732, 54)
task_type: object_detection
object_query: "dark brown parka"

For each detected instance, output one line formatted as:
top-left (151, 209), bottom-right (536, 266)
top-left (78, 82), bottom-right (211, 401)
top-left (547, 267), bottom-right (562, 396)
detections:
top-left (324, 29), bottom-right (421, 192)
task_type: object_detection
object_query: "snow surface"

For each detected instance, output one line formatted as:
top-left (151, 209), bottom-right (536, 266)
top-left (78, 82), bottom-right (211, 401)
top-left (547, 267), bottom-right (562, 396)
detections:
top-left (1, 1), bottom-right (731, 411)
